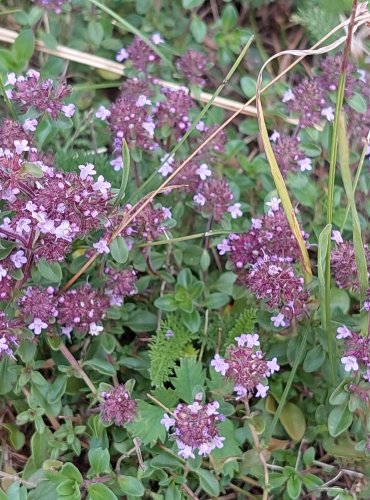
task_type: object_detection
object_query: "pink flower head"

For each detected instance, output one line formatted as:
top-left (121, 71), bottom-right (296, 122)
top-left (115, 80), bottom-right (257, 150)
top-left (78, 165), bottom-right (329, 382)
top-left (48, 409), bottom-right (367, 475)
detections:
top-left (282, 88), bottom-right (295, 103)
top-left (211, 335), bottom-right (278, 400)
top-left (158, 154), bottom-right (175, 176)
top-left (163, 397), bottom-right (225, 459)
top-left (271, 313), bottom-right (287, 328)
top-left (298, 157), bottom-right (312, 172)
top-left (100, 385), bottom-right (137, 426)
top-left (116, 48), bottom-right (129, 62)
top-left (255, 383), bottom-right (269, 398)
top-left (93, 175), bottom-right (111, 196)
top-left (151, 33), bottom-right (164, 45)
top-left (332, 230), bottom-right (343, 245)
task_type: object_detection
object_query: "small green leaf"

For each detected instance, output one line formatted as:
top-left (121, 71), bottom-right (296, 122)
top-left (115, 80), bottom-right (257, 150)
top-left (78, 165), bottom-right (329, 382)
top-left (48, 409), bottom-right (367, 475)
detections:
top-left (348, 93), bottom-right (367, 113)
top-left (303, 345), bottom-right (325, 372)
top-left (196, 469), bottom-right (220, 496)
top-left (279, 402), bottom-right (306, 441)
top-left (61, 462), bottom-right (83, 483)
top-left (84, 358), bottom-right (117, 377)
top-left (110, 236), bottom-right (129, 264)
top-left (190, 16), bottom-right (207, 43)
top-left (182, 0), bottom-right (204, 9)
top-left (118, 475), bottom-right (145, 497)
top-left (37, 259), bottom-right (62, 283)
top-left (204, 292), bottom-right (230, 309)
top-left (13, 29), bottom-right (35, 66)
top-left (114, 140), bottom-right (130, 206)
top-left (87, 483), bottom-right (118, 500)
top-left (88, 448), bottom-right (111, 475)
top-left (240, 76), bottom-right (256, 98)
top-left (329, 380), bottom-right (350, 406)
top-left (328, 405), bottom-right (353, 437)
top-left (287, 473), bottom-right (302, 499)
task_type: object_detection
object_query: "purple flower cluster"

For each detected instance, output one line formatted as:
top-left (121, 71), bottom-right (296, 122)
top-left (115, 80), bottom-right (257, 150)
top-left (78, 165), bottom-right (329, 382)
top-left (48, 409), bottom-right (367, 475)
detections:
top-left (161, 394), bottom-right (225, 459)
top-left (0, 152), bottom-right (113, 263)
top-left (57, 285), bottom-right (110, 336)
top-left (18, 286), bottom-right (58, 335)
top-left (33, 0), bottom-right (68, 13)
top-left (218, 200), bottom-right (309, 327)
top-left (100, 385), bottom-right (137, 426)
top-left (331, 235), bottom-right (370, 291)
top-left (282, 54), bottom-right (370, 144)
top-left (245, 255), bottom-right (309, 327)
top-left (175, 49), bottom-right (208, 87)
top-left (336, 325), bottom-right (370, 385)
top-left (211, 333), bottom-right (279, 399)
top-left (104, 267), bottom-right (137, 307)
top-left (108, 92), bottom-right (156, 153)
top-left (5, 70), bottom-right (74, 119)
top-left (271, 133), bottom-right (311, 176)
top-left (153, 87), bottom-right (194, 140)
top-left (116, 35), bottom-right (162, 72)
top-left (0, 312), bottom-right (20, 359)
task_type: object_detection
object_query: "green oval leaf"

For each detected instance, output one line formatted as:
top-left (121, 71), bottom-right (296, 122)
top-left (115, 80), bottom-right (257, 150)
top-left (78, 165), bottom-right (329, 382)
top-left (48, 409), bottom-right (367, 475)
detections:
top-left (118, 475), bottom-right (145, 497)
top-left (280, 402), bottom-right (306, 441)
top-left (328, 405), bottom-right (353, 437)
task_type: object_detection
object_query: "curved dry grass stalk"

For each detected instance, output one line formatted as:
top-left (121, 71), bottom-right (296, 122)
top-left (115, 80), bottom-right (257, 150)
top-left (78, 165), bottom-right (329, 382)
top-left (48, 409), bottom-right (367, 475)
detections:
top-left (0, 26), bottom-right (260, 118)
top-left (255, 5), bottom-right (370, 280)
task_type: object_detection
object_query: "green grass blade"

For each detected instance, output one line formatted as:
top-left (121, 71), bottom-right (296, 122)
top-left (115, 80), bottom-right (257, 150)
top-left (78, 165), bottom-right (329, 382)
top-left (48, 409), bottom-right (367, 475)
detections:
top-left (340, 135), bottom-right (369, 232)
top-left (338, 113), bottom-right (369, 336)
top-left (87, 0), bottom-right (172, 67)
top-left (318, 224), bottom-right (332, 332)
top-left (264, 315), bottom-right (312, 443)
top-left (114, 140), bottom-right (130, 207)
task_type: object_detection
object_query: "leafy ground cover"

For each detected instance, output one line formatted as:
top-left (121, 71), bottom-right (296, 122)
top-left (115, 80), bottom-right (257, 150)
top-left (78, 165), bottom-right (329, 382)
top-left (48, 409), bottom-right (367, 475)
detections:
top-left (0, 0), bottom-right (370, 498)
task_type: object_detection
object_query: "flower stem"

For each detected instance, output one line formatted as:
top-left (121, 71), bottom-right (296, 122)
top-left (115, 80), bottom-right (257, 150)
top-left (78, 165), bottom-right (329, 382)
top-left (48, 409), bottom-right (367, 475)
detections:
top-left (324, 0), bottom-right (358, 384)
top-left (244, 399), bottom-right (269, 500)
top-left (59, 343), bottom-right (97, 396)
top-left (264, 316), bottom-right (311, 444)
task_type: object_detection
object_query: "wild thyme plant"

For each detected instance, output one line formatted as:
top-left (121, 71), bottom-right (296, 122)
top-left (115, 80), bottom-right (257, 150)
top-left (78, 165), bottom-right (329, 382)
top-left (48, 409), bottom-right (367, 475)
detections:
top-left (0, 1), bottom-right (370, 499)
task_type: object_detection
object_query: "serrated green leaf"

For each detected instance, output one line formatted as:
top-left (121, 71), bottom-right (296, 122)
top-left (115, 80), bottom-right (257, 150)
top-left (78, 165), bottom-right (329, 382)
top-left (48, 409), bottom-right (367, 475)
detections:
top-left (171, 358), bottom-right (206, 403)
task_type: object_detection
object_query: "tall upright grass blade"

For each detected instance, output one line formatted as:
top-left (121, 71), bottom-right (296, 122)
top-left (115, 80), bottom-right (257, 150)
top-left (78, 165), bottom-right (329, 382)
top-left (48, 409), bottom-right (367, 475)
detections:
top-left (264, 315), bottom-right (312, 443)
top-left (338, 113), bottom-right (369, 336)
top-left (340, 132), bottom-right (370, 232)
top-left (114, 140), bottom-right (130, 207)
top-left (323, 1), bottom-right (358, 382)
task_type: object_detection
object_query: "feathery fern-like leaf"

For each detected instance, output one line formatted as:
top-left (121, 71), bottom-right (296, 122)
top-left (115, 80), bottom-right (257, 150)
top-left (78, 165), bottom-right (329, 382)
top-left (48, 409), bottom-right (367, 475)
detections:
top-left (149, 316), bottom-right (194, 387)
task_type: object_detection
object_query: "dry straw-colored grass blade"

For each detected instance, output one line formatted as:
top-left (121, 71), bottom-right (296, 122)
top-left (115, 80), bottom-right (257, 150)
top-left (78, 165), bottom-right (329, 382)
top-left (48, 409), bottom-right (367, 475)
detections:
top-left (0, 26), bottom-right (259, 118)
